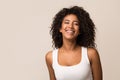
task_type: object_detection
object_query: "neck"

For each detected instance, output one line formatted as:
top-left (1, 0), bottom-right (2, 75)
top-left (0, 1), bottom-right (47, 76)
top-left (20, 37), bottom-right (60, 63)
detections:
top-left (61, 39), bottom-right (79, 51)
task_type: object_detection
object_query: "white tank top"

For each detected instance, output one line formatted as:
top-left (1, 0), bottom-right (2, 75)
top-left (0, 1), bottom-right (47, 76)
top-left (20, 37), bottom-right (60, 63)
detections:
top-left (52, 47), bottom-right (93, 80)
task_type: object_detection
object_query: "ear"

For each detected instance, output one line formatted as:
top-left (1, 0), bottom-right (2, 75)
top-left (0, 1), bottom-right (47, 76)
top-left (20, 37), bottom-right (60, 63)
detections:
top-left (59, 28), bottom-right (62, 33)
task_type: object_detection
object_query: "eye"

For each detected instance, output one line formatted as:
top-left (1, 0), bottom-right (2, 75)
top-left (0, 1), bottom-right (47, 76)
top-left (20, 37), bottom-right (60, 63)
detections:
top-left (74, 22), bottom-right (79, 26)
top-left (64, 21), bottom-right (69, 24)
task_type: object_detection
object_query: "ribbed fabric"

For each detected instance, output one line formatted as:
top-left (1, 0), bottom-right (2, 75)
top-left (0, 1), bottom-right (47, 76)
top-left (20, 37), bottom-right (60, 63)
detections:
top-left (52, 47), bottom-right (93, 80)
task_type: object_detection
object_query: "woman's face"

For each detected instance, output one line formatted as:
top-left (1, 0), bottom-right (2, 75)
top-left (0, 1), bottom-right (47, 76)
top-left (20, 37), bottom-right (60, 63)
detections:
top-left (60, 14), bottom-right (80, 40)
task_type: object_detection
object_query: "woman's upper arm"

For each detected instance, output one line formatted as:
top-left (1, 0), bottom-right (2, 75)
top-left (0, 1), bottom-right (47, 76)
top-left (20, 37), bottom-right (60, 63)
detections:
top-left (45, 51), bottom-right (56, 80)
top-left (88, 48), bottom-right (103, 80)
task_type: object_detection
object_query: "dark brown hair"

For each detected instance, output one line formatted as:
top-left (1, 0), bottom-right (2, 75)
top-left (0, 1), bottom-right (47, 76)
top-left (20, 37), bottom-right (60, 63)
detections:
top-left (50, 6), bottom-right (96, 48)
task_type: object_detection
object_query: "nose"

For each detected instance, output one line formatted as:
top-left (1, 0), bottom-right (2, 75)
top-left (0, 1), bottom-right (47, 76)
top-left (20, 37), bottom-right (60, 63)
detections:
top-left (68, 23), bottom-right (74, 28)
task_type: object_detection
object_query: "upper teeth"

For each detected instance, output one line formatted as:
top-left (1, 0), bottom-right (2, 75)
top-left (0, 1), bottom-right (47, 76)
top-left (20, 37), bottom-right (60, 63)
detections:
top-left (67, 30), bottom-right (73, 32)
top-left (66, 30), bottom-right (74, 33)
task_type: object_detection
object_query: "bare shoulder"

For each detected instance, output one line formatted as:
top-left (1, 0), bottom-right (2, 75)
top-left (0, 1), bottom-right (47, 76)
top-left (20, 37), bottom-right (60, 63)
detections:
top-left (87, 48), bottom-right (100, 62)
top-left (88, 47), bottom-right (98, 55)
top-left (45, 50), bottom-right (53, 65)
top-left (87, 48), bottom-right (103, 80)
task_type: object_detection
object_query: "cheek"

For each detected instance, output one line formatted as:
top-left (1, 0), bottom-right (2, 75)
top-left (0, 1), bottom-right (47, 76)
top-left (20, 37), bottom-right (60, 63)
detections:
top-left (75, 26), bottom-right (80, 32)
top-left (76, 27), bottom-right (80, 35)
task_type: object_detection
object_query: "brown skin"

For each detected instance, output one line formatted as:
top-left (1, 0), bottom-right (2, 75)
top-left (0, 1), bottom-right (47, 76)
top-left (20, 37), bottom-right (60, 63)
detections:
top-left (45, 14), bottom-right (102, 80)
top-left (88, 48), bottom-right (103, 80)
top-left (45, 51), bottom-right (56, 80)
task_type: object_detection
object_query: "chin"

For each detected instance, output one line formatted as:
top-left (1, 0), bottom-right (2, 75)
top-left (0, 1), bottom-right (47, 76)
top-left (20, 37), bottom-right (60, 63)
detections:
top-left (64, 36), bottom-right (77, 40)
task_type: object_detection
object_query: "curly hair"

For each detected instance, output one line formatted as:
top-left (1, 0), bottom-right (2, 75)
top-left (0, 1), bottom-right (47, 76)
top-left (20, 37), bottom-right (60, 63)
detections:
top-left (50, 6), bottom-right (96, 48)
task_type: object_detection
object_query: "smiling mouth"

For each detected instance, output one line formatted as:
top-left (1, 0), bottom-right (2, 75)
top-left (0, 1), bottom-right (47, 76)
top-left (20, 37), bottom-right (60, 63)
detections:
top-left (65, 30), bottom-right (75, 34)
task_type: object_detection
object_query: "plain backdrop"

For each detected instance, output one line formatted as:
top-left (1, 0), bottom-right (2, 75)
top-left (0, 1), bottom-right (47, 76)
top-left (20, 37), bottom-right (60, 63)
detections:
top-left (0, 0), bottom-right (120, 80)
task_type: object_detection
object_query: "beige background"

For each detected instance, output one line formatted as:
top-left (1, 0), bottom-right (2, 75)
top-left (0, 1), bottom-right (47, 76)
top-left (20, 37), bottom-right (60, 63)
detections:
top-left (0, 0), bottom-right (120, 80)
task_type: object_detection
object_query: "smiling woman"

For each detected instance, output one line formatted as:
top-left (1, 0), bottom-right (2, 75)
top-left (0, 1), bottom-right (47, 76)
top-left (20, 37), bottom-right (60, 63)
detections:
top-left (60, 14), bottom-right (80, 41)
top-left (45, 6), bottom-right (102, 80)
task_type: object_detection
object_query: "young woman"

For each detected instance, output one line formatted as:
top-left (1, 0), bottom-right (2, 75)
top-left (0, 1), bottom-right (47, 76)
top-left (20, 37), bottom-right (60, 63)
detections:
top-left (45, 6), bottom-right (102, 80)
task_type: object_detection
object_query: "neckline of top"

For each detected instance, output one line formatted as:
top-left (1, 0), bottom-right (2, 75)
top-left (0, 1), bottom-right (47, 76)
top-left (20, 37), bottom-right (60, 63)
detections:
top-left (56, 47), bottom-right (83, 68)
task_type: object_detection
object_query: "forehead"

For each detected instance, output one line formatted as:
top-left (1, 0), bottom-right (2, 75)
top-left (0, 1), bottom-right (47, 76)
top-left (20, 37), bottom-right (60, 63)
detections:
top-left (63, 14), bottom-right (79, 21)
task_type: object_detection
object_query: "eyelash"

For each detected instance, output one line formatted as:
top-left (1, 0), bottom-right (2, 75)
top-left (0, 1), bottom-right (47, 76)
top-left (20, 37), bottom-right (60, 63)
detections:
top-left (64, 22), bottom-right (79, 26)
top-left (74, 23), bottom-right (79, 25)
top-left (64, 22), bottom-right (69, 24)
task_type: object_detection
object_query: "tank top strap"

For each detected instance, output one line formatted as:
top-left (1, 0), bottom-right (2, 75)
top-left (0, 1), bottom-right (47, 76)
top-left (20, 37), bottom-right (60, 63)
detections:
top-left (82, 47), bottom-right (90, 64)
top-left (52, 49), bottom-right (58, 67)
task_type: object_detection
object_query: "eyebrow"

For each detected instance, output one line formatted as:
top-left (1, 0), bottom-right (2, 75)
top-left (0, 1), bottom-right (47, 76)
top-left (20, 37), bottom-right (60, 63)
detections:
top-left (64, 19), bottom-right (79, 22)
